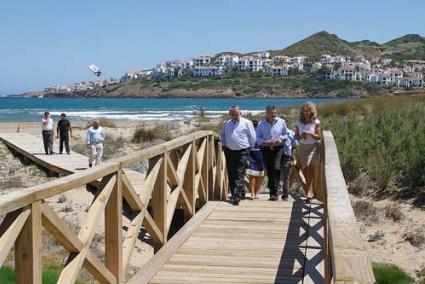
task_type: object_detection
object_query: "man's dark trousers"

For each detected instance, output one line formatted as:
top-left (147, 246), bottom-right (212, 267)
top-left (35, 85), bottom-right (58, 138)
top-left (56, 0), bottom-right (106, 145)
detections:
top-left (42, 130), bottom-right (53, 154)
top-left (262, 147), bottom-right (283, 198)
top-left (280, 155), bottom-right (292, 198)
top-left (59, 132), bottom-right (70, 154)
top-left (224, 147), bottom-right (249, 199)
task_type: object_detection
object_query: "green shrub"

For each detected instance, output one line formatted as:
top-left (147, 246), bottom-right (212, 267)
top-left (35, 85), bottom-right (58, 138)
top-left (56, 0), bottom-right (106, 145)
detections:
top-left (0, 265), bottom-right (88, 284)
top-left (373, 263), bottom-right (413, 284)
top-left (321, 95), bottom-right (425, 194)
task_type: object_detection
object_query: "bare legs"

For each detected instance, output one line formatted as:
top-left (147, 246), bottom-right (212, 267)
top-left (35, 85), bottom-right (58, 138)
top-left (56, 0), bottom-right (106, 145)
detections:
top-left (249, 175), bottom-right (264, 199)
top-left (303, 165), bottom-right (315, 199)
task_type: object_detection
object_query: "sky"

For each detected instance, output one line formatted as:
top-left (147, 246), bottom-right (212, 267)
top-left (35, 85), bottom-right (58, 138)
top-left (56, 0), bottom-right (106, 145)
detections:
top-left (1, 0), bottom-right (424, 94)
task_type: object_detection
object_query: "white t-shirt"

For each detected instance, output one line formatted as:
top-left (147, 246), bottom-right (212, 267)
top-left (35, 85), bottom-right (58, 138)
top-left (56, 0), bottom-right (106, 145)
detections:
top-left (41, 117), bottom-right (54, 131)
top-left (295, 119), bottom-right (320, 144)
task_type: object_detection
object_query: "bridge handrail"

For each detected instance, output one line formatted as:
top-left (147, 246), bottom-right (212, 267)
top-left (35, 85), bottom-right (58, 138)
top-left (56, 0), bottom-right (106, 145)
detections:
top-left (0, 130), bottom-right (228, 283)
top-left (318, 131), bottom-right (375, 283)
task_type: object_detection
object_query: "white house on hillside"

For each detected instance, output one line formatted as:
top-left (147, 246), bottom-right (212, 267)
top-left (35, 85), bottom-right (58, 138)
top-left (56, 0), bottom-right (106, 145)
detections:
top-left (238, 57), bottom-right (263, 72)
top-left (192, 66), bottom-right (223, 77)
top-left (267, 65), bottom-right (289, 76)
top-left (193, 56), bottom-right (212, 67)
top-left (215, 54), bottom-right (239, 69)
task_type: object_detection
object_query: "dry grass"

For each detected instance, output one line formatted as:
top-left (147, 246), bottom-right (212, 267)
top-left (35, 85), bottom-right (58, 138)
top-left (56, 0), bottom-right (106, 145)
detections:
top-left (0, 176), bottom-right (24, 189)
top-left (85, 118), bottom-right (117, 129)
top-left (132, 124), bottom-right (173, 143)
top-left (403, 229), bottom-right (425, 248)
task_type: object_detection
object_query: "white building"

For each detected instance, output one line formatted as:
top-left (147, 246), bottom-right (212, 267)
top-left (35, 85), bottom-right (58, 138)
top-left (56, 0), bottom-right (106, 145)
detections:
top-left (251, 51), bottom-right (271, 60)
top-left (267, 65), bottom-right (289, 76)
top-left (193, 56), bottom-right (212, 67)
top-left (238, 57), bottom-right (263, 72)
top-left (215, 54), bottom-right (239, 69)
top-left (338, 65), bottom-right (360, 81)
top-left (192, 66), bottom-right (223, 77)
top-left (311, 62), bottom-right (323, 72)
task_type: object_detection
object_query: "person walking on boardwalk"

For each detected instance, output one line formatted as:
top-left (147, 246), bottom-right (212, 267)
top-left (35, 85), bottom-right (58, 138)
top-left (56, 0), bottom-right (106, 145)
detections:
top-left (86, 119), bottom-right (105, 167)
top-left (256, 105), bottom-right (288, 201)
top-left (56, 113), bottom-right (72, 155)
top-left (279, 115), bottom-right (299, 201)
top-left (220, 105), bottom-right (256, 205)
top-left (294, 101), bottom-right (321, 202)
top-left (246, 120), bottom-right (265, 200)
top-left (41, 111), bottom-right (54, 155)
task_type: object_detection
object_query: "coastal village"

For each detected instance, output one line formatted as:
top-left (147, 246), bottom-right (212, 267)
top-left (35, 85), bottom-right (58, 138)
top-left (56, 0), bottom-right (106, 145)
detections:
top-left (44, 51), bottom-right (425, 94)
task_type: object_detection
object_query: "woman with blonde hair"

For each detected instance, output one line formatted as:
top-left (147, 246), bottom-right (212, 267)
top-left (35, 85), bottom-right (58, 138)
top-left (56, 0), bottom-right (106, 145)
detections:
top-left (294, 102), bottom-right (321, 201)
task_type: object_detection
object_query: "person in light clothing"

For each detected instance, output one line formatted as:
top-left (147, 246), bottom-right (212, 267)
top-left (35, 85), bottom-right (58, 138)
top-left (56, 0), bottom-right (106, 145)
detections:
top-left (41, 111), bottom-right (54, 155)
top-left (220, 106), bottom-right (256, 205)
top-left (294, 102), bottom-right (321, 201)
top-left (86, 120), bottom-right (105, 167)
top-left (256, 105), bottom-right (288, 201)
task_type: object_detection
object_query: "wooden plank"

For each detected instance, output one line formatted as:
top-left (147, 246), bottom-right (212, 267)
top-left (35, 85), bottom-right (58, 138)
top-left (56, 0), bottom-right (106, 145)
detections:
top-left (128, 202), bottom-right (219, 284)
top-left (143, 210), bottom-right (163, 245)
top-left (0, 209), bottom-right (30, 267)
top-left (15, 201), bottom-right (42, 284)
top-left (183, 141), bottom-right (196, 216)
top-left (58, 175), bottom-right (117, 284)
top-left (41, 204), bottom-right (116, 284)
top-left (151, 153), bottom-right (168, 247)
top-left (105, 170), bottom-right (123, 283)
top-left (0, 162), bottom-right (119, 216)
top-left (323, 131), bottom-right (375, 283)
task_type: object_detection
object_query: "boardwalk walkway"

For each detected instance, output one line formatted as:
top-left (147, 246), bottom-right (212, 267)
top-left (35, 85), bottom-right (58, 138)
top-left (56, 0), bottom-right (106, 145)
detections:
top-left (0, 132), bottom-right (324, 283)
top-left (136, 198), bottom-right (324, 284)
top-left (0, 132), bottom-right (145, 188)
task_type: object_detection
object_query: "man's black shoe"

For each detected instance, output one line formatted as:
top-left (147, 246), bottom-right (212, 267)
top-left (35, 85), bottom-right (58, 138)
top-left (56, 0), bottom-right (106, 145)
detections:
top-left (281, 195), bottom-right (288, 201)
top-left (269, 196), bottom-right (278, 201)
top-left (232, 196), bottom-right (240, 205)
top-left (89, 164), bottom-right (92, 168)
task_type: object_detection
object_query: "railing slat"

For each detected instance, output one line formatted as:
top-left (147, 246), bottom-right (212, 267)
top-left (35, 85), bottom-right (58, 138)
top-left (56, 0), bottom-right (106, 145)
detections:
top-left (15, 201), bottom-right (42, 284)
top-left (0, 208), bottom-right (30, 267)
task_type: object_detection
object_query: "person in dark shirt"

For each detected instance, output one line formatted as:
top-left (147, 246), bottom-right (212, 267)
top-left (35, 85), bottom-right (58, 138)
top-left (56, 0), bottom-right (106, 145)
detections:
top-left (56, 113), bottom-right (72, 154)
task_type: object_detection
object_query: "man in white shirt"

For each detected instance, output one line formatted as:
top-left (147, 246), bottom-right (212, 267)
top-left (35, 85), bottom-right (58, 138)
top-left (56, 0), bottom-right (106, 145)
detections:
top-left (220, 106), bottom-right (256, 205)
top-left (86, 119), bottom-right (106, 167)
top-left (41, 111), bottom-right (54, 155)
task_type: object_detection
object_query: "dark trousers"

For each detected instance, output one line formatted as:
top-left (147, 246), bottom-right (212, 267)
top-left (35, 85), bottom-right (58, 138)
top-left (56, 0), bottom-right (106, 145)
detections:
top-left (42, 130), bottom-right (53, 154)
top-left (280, 155), bottom-right (292, 197)
top-left (59, 132), bottom-right (70, 154)
top-left (224, 147), bottom-right (249, 198)
top-left (262, 147), bottom-right (283, 197)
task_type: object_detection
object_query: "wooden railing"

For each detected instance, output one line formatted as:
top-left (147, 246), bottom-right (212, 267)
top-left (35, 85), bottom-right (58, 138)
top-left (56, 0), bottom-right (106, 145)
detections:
top-left (316, 131), bottom-right (375, 283)
top-left (0, 130), bottom-right (228, 284)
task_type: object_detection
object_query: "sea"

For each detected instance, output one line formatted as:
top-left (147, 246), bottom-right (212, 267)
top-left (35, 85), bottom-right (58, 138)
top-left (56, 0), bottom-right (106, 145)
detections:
top-left (0, 97), bottom-right (349, 122)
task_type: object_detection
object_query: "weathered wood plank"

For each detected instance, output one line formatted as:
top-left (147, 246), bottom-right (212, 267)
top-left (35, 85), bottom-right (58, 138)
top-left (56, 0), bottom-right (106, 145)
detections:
top-left (128, 202), bottom-right (219, 284)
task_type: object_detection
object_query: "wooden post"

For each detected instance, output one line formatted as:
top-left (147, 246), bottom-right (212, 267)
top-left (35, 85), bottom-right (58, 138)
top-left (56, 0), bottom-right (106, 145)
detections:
top-left (15, 201), bottom-right (42, 284)
top-left (105, 170), bottom-right (123, 283)
top-left (184, 141), bottom-right (196, 218)
top-left (152, 152), bottom-right (168, 249)
top-left (201, 137), bottom-right (209, 204)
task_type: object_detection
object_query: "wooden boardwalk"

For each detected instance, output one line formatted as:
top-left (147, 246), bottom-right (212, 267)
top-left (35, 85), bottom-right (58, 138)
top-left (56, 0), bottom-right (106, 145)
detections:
top-left (0, 132), bottom-right (92, 174)
top-left (131, 198), bottom-right (324, 284)
top-left (0, 132), bottom-right (145, 187)
top-left (0, 130), bottom-right (373, 284)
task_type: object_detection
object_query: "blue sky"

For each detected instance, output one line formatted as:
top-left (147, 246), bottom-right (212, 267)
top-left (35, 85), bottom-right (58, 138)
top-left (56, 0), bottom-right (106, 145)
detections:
top-left (1, 0), bottom-right (424, 94)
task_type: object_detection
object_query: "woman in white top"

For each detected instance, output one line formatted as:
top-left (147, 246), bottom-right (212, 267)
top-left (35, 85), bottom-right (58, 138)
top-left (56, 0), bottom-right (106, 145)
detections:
top-left (294, 102), bottom-right (321, 201)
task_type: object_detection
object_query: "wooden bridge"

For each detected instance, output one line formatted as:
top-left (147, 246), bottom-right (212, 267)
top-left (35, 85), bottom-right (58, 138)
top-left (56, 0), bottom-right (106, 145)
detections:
top-left (0, 130), bottom-right (375, 283)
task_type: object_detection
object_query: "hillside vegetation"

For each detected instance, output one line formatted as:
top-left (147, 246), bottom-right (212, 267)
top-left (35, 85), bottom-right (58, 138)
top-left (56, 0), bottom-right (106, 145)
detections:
top-left (313, 95), bottom-right (424, 205)
top-left (273, 31), bottom-right (425, 63)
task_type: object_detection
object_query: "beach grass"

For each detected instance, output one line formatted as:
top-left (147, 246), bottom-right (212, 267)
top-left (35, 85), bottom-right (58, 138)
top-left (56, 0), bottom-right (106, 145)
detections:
top-left (0, 265), bottom-right (88, 284)
top-left (373, 263), bottom-right (413, 284)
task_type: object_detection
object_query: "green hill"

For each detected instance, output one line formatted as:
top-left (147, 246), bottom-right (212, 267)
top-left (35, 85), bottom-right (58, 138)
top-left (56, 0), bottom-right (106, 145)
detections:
top-left (270, 31), bottom-right (425, 62)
